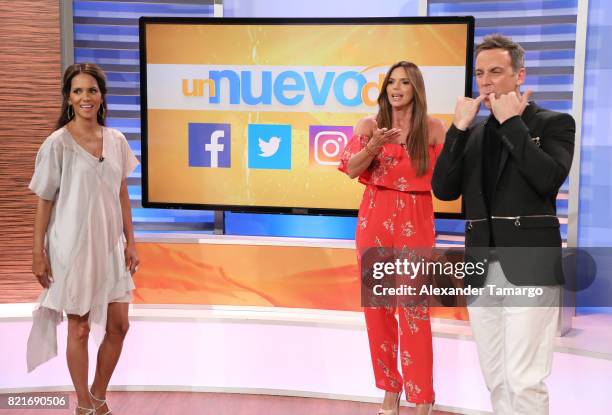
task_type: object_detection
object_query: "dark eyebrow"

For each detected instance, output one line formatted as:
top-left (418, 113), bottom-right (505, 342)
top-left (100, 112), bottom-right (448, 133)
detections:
top-left (475, 66), bottom-right (504, 73)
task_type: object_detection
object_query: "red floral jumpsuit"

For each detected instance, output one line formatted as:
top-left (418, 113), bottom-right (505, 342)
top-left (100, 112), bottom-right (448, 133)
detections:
top-left (339, 135), bottom-right (441, 404)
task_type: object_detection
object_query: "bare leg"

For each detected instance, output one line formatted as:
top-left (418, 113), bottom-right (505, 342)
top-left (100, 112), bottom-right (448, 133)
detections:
top-left (67, 313), bottom-right (94, 412)
top-left (414, 402), bottom-right (433, 415)
top-left (90, 302), bottom-right (129, 414)
top-left (381, 390), bottom-right (401, 412)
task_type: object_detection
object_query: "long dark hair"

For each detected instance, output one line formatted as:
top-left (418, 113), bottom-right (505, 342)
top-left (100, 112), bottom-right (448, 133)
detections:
top-left (56, 63), bottom-right (108, 129)
top-left (375, 61), bottom-right (429, 176)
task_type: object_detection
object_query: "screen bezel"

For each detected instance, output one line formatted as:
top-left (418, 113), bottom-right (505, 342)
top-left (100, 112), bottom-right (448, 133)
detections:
top-left (139, 16), bottom-right (474, 218)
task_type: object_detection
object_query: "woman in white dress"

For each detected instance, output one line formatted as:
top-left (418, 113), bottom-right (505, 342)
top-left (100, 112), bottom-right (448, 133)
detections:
top-left (28, 63), bottom-right (139, 415)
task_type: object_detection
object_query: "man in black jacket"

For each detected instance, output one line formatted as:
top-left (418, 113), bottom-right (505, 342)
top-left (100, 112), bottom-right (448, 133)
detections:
top-left (432, 34), bottom-right (575, 414)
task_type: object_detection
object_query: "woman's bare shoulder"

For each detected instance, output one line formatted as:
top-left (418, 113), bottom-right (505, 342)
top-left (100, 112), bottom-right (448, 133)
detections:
top-left (354, 116), bottom-right (377, 136)
top-left (427, 116), bottom-right (446, 145)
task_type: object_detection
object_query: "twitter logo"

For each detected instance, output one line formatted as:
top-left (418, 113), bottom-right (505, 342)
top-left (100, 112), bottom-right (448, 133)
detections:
top-left (259, 136), bottom-right (281, 157)
top-left (248, 124), bottom-right (291, 169)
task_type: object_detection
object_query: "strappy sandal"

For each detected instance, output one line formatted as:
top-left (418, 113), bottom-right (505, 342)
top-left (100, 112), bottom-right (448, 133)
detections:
top-left (429, 399), bottom-right (435, 415)
top-left (377, 392), bottom-right (401, 415)
top-left (89, 391), bottom-right (112, 415)
top-left (415, 399), bottom-right (435, 415)
top-left (75, 406), bottom-right (95, 415)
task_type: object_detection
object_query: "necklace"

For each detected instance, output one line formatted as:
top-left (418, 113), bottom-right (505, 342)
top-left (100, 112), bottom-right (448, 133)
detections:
top-left (396, 128), bottom-right (410, 150)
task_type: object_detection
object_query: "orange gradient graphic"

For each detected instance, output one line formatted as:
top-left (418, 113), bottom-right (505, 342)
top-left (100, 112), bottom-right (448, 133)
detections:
top-left (146, 24), bottom-right (469, 66)
top-left (133, 241), bottom-right (468, 321)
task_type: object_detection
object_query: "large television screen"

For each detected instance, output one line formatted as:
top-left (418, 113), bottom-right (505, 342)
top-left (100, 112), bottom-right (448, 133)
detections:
top-left (140, 17), bottom-right (474, 216)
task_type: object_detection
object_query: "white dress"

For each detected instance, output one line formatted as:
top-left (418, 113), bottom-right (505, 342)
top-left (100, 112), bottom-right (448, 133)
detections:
top-left (26, 126), bottom-right (139, 372)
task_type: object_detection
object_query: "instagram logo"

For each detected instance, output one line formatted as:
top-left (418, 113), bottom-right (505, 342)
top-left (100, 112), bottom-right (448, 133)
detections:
top-left (309, 125), bottom-right (353, 166)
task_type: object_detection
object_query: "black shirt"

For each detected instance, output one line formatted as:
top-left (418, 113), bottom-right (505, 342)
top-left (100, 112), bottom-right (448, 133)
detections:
top-left (482, 116), bottom-right (502, 246)
top-left (482, 116), bottom-right (502, 214)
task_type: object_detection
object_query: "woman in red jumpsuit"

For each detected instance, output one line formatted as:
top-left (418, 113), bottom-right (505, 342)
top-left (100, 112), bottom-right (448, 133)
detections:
top-left (339, 61), bottom-right (445, 415)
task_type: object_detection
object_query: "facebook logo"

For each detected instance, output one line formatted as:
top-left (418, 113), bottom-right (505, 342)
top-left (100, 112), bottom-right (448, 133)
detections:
top-left (188, 123), bottom-right (231, 168)
top-left (248, 124), bottom-right (292, 170)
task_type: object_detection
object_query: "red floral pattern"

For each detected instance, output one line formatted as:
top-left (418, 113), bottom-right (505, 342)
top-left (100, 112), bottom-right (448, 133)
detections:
top-left (340, 134), bottom-right (440, 404)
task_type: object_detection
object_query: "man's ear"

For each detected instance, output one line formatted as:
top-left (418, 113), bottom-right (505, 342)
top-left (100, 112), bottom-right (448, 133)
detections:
top-left (516, 67), bottom-right (526, 87)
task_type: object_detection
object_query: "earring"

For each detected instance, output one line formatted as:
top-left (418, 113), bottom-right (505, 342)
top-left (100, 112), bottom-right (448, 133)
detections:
top-left (67, 104), bottom-right (74, 119)
top-left (98, 105), bottom-right (106, 119)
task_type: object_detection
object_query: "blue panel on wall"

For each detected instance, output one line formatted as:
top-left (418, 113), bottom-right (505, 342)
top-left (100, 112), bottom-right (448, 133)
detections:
top-left (75, 1), bottom-right (212, 12)
top-left (475, 25), bottom-right (577, 38)
top-left (74, 48), bottom-right (139, 59)
top-left (435, 219), bottom-right (466, 235)
top-left (429, 0), bottom-right (577, 14)
top-left (225, 212), bottom-right (358, 239)
top-left (106, 95), bottom-right (140, 105)
top-left (222, 0), bottom-right (420, 18)
top-left (578, 0), bottom-right (612, 251)
top-left (74, 1), bottom-right (213, 16)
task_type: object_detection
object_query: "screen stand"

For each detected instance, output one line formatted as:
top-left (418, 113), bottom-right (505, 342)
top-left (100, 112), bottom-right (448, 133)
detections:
top-left (214, 210), bottom-right (225, 235)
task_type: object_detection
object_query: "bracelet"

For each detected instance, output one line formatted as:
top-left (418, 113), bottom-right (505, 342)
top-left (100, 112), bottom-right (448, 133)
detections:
top-left (364, 144), bottom-right (379, 158)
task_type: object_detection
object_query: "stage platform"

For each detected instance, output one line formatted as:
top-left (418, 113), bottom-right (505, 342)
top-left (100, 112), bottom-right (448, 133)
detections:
top-left (1, 234), bottom-right (610, 414)
top-left (2, 304), bottom-right (611, 414)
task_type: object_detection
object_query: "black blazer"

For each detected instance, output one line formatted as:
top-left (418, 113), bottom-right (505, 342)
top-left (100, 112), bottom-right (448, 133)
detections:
top-left (432, 102), bottom-right (575, 287)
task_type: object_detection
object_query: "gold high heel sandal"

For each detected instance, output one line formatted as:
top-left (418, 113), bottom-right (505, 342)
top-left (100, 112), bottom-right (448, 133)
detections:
top-left (415, 399), bottom-right (435, 415)
top-left (75, 406), bottom-right (95, 415)
top-left (377, 392), bottom-right (401, 415)
top-left (89, 391), bottom-right (112, 415)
